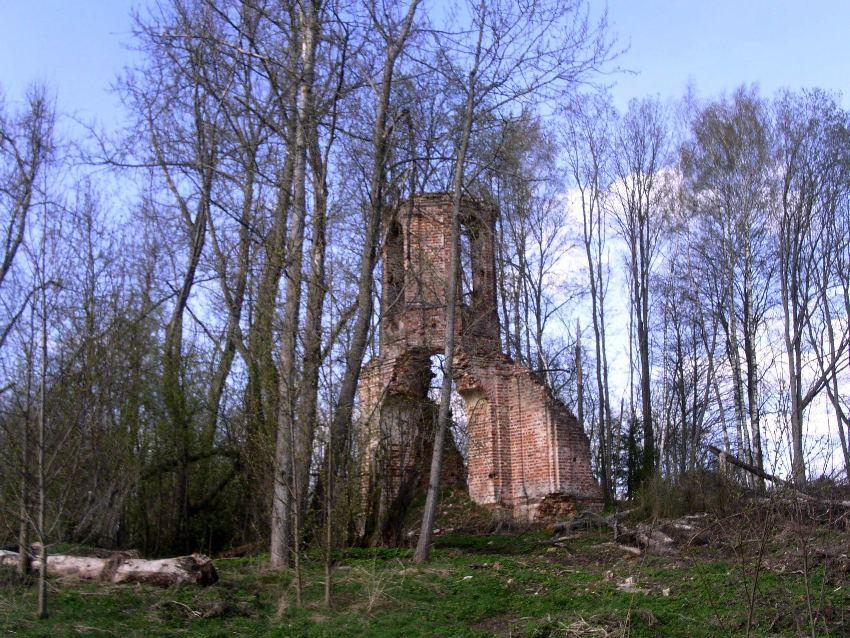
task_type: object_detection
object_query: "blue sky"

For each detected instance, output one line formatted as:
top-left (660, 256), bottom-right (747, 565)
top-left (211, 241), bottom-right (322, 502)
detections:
top-left (605, 0), bottom-right (850, 109)
top-left (0, 1), bottom-right (139, 123)
top-left (1, 1), bottom-right (848, 123)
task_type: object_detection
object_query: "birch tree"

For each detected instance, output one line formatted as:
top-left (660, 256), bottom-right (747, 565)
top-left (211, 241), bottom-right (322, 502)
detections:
top-left (774, 90), bottom-right (850, 484)
top-left (680, 88), bottom-right (774, 483)
top-left (564, 93), bottom-right (615, 501)
top-left (611, 97), bottom-right (670, 486)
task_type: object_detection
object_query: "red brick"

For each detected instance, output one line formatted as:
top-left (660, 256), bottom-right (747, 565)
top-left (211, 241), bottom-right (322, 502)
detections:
top-left (358, 194), bottom-right (600, 522)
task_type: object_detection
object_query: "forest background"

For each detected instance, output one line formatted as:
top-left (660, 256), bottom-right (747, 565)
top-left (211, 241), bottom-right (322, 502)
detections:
top-left (1, 0), bottom-right (849, 572)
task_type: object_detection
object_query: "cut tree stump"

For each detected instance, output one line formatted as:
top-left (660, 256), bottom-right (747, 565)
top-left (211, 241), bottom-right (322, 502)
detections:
top-left (0, 550), bottom-right (217, 587)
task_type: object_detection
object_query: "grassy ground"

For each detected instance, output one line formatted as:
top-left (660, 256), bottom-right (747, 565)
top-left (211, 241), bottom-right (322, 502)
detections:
top-left (2, 526), bottom-right (848, 637)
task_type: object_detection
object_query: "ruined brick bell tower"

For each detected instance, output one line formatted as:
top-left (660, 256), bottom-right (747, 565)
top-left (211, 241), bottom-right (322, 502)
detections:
top-left (358, 194), bottom-right (600, 521)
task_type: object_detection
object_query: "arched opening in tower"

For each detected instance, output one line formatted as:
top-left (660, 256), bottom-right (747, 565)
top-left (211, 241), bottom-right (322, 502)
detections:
top-left (459, 229), bottom-right (473, 305)
top-left (427, 354), bottom-right (470, 486)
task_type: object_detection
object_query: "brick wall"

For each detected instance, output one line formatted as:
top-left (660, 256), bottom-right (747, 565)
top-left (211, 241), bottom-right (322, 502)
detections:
top-left (358, 194), bottom-right (600, 524)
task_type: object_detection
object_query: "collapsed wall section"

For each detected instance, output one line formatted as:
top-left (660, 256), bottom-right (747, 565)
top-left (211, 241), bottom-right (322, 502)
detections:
top-left (454, 351), bottom-right (600, 520)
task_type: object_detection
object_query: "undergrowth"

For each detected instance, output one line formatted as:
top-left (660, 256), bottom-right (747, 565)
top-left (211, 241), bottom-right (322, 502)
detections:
top-left (2, 522), bottom-right (847, 637)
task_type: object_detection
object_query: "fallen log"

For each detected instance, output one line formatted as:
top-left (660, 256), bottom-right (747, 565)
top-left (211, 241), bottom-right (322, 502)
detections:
top-left (707, 445), bottom-right (850, 508)
top-left (708, 444), bottom-right (783, 485)
top-left (596, 542), bottom-right (642, 557)
top-left (0, 550), bottom-right (21, 568)
top-left (632, 523), bottom-right (678, 555)
top-left (0, 550), bottom-right (217, 587)
top-left (554, 511), bottom-right (608, 534)
top-left (616, 543), bottom-right (643, 557)
top-left (661, 514), bottom-right (712, 546)
top-left (537, 533), bottom-right (584, 545)
top-left (106, 554), bottom-right (218, 586)
top-left (605, 508), bottom-right (637, 539)
top-left (553, 508), bottom-right (637, 535)
top-left (549, 506), bottom-right (719, 557)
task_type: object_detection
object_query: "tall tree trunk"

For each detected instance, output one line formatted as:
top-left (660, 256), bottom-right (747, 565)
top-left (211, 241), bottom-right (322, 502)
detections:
top-left (321, 0), bottom-right (420, 499)
top-left (36, 267), bottom-right (48, 619)
top-left (18, 335), bottom-right (33, 576)
top-left (626, 252), bottom-right (638, 490)
top-left (779, 191), bottom-right (806, 485)
top-left (292, 134), bottom-right (331, 538)
top-left (822, 292), bottom-right (850, 477)
top-left (246, 134), bottom-right (295, 461)
top-left (742, 253), bottom-right (764, 488)
top-left (414, 7), bottom-right (483, 564)
top-left (635, 238), bottom-right (654, 481)
top-left (578, 177), bottom-right (611, 502)
top-left (18, 450), bottom-right (29, 576)
top-left (271, 1), bottom-right (318, 570)
top-left (152, 78), bottom-right (216, 549)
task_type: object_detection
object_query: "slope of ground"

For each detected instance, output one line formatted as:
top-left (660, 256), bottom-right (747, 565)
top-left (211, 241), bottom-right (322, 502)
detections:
top-left (3, 515), bottom-right (848, 637)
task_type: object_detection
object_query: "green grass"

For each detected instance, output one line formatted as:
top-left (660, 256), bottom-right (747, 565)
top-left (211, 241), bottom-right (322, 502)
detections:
top-left (2, 532), bottom-right (847, 637)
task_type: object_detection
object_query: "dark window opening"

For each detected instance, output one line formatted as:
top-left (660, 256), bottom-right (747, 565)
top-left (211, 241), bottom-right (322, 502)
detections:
top-left (385, 220), bottom-right (405, 313)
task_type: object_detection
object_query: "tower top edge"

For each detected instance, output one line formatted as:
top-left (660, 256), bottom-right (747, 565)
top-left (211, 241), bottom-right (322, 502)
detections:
top-left (394, 192), bottom-right (499, 215)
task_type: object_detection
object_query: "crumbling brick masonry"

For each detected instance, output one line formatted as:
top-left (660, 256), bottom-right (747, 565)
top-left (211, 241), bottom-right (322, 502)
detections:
top-left (358, 194), bottom-right (600, 521)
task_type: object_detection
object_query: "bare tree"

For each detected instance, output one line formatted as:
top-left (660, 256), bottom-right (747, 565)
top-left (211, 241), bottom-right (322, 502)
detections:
top-left (488, 114), bottom-right (573, 389)
top-left (0, 85), bottom-right (54, 352)
top-left (0, 86), bottom-right (54, 580)
top-left (270, 0), bottom-right (322, 572)
top-left (322, 0), bottom-right (421, 511)
top-left (774, 90), bottom-right (850, 484)
top-left (817, 151), bottom-right (850, 477)
top-left (564, 93), bottom-right (615, 501)
top-left (610, 97), bottom-right (670, 485)
top-left (680, 87), bottom-right (774, 484)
